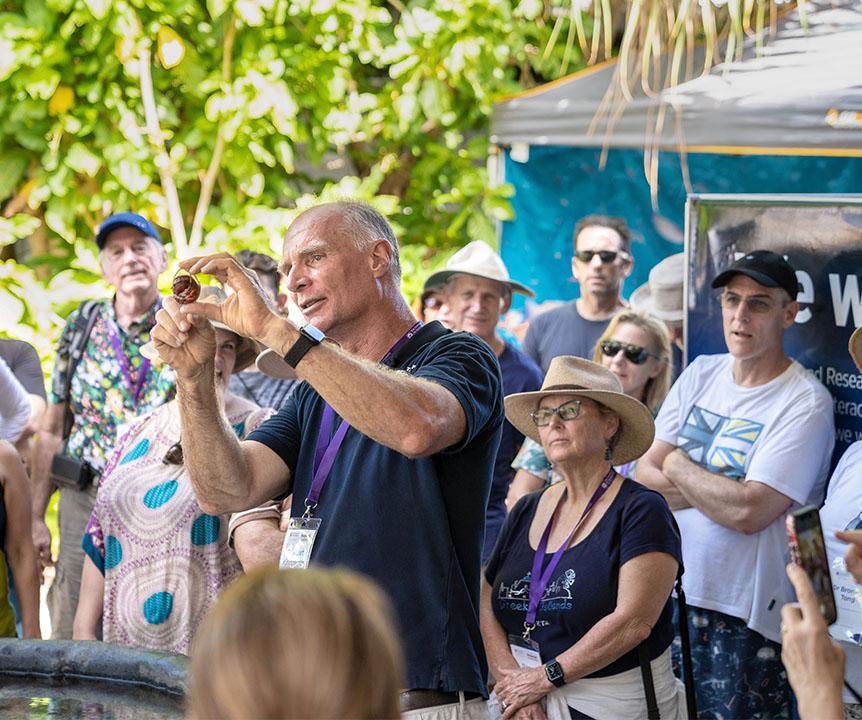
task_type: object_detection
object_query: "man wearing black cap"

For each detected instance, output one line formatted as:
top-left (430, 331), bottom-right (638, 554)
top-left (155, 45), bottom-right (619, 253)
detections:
top-left (31, 212), bottom-right (175, 638)
top-left (637, 250), bottom-right (835, 718)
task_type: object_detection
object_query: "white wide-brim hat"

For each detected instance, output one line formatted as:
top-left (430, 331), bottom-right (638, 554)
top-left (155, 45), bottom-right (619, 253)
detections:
top-left (504, 356), bottom-right (655, 466)
top-left (630, 252), bottom-right (685, 322)
top-left (423, 240), bottom-right (535, 297)
top-left (140, 285), bottom-right (259, 373)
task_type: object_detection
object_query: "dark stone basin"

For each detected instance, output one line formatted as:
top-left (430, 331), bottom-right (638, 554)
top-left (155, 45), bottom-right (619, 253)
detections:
top-left (0, 640), bottom-right (187, 719)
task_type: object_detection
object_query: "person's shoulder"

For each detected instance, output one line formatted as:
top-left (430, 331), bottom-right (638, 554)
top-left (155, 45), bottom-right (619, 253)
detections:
top-left (530, 301), bottom-right (576, 329)
top-left (503, 343), bottom-right (543, 378)
top-left (618, 477), bottom-right (673, 513)
top-left (784, 360), bottom-right (833, 408)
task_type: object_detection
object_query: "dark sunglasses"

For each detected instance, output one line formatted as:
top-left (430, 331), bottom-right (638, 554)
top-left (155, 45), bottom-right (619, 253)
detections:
top-left (600, 339), bottom-right (655, 365)
top-left (574, 250), bottom-right (630, 264)
top-left (162, 441), bottom-right (184, 465)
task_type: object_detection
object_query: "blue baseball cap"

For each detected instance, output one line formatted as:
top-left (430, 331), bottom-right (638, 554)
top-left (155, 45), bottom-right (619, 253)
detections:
top-left (95, 212), bottom-right (162, 249)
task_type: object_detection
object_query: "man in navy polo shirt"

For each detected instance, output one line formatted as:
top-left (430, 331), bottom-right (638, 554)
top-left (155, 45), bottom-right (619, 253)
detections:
top-left (151, 201), bottom-right (503, 717)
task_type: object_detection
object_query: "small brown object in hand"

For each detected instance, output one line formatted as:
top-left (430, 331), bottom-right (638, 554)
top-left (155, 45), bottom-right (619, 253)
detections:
top-left (172, 269), bottom-right (201, 304)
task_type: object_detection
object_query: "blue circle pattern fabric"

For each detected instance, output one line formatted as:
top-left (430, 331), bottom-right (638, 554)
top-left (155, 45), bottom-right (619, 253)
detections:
top-left (119, 439), bottom-right (150, 464)
top-left (143, 591), bottom-right (174, 625)
top-left (143, 480), bottom-right (178, 509)
top-left (104, 535), bottom-right (122, 570)
top-left (190, 514), bottom-right (220, 546)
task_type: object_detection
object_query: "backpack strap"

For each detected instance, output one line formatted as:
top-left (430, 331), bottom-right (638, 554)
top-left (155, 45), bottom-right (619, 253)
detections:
top-left (60, 300), bottom-right (101, 443)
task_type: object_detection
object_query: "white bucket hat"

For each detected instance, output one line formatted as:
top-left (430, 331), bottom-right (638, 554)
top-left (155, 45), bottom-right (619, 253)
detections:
top-left (423, 241), bottom-right (535, 297)
top-left (630, 252), bottom-right (685, 322)
top-left (849, 326), bottom-right (862, 374)
top-left (504, 356), bottom-right (655, 465)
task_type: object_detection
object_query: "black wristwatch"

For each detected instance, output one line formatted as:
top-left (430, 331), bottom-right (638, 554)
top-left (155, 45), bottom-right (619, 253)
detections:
top-left (283, 324), bottom-right (326, 368)
top-left (544, 658), bottom-right (566, 688)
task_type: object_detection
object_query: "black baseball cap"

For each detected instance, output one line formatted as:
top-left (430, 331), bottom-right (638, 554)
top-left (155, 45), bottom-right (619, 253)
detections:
top-left (711, 250), bottom-right (799, 299)
top-left (95, 212), bottom-right (162, 249)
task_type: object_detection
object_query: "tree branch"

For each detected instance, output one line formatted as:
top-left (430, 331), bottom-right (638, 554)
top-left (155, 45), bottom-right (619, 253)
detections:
top-left (139, 44), bottom-right (188, 257)
top-left (188, 13), bottom-right (236, 252)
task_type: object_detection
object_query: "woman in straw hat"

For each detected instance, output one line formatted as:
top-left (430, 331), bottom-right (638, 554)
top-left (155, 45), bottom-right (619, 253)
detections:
top-left (72, 286), bottom-right (273, 654)
top-left (508, 309), bottom-right (673, 506)
top-left (482, 356), bottom-right (684, 720)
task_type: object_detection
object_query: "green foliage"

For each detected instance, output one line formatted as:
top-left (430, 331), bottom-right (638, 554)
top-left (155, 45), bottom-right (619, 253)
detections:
top-left (1, 0), bottom-right (576, 358)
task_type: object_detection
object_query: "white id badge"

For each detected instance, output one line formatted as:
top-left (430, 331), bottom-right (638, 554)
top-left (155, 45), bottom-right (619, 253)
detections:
top-left (508, 634), bottom-right (542, 668)
top-left (279, 517), bottom-right (322, 569)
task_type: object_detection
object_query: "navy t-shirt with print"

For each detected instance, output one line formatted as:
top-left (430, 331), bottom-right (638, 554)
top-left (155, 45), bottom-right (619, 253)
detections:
top-left (247, 323), bottom-right (503, 695)
top-left (484, 478), bottom-right (682, 677)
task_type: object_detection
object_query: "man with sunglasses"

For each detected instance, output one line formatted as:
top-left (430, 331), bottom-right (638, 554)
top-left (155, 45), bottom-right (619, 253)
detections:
top-left (523, 215), bottom-right (634, 373)
top-left (637, 250), bottom-right (835, 719)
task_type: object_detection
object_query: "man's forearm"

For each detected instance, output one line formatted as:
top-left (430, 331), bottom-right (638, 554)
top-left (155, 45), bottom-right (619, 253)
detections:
top-left (666, 452), bottom-right (767, 532)
top-left (635, 459), bottom-right (691, 510)
top-left (177, 373), bottom-right (254, 514)
top-left (30, 432), bottom-right (61, 517)
top-left (285, 341), bottom-right (464, 458)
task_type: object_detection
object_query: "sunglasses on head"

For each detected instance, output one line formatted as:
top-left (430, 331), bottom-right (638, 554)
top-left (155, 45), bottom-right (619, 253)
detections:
top-left (600, 339), bottom-right (655, 365)
top-left (574, 250), bottom-right (629, 264)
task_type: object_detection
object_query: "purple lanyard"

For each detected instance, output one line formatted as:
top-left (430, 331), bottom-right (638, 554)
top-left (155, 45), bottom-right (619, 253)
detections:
top-left (106, 316), bottom-right (151, 410)
top-left (523, 467), bottom-right (617, 639)
top-left (303, 321), bottom-right (423, 517)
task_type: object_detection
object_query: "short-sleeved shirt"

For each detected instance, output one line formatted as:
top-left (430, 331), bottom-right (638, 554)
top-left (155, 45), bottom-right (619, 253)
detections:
top-left (820, 441), bottom-right (862, 703)
top-left (484, 343), bottom-right (544, 561)
top-left (523, 302), bottom-right (610, 374)
top-left (49, 300), bottom-right (175, 474)
top-left (655, 353), bottom-right (835, 643)
top-left (0, 338), bottom-right (46, 398)
top-left (246, 323), bottom-right (503, 695)
top-left (485, 479), bottom-right (682, 676)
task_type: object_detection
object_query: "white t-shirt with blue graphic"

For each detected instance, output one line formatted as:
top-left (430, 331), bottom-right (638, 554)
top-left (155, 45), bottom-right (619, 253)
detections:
top-left (655, 353), bottom-right (835, 643)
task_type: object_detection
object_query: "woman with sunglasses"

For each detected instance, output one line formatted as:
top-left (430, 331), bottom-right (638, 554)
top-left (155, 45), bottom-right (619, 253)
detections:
top-left (482, 356), bottom-right (683, 720)
top-left (508, 310), bottom-right (672, 506)
top-left (72, 287), bottom-right (273, 654)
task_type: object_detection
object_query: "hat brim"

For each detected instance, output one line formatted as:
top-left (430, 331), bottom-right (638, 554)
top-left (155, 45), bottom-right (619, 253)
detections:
top-left (423, 269), bottom-right (536, 298)
top-left (629, 284), bottom-right (684, 322)
top-left (850, 326), bottom-right (862, 374)
top-left (504, 389), bottom-right (655, 466)
top-left (711, 268), bottom-right (781, 292)
top-left (140, 326), bottom-right (259, 374)
top-left (255, 348), bottom-right (298, 381)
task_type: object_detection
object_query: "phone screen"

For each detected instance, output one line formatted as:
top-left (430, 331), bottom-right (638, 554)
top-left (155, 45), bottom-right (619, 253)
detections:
top-left (786, 506), bottom-right (838, 625)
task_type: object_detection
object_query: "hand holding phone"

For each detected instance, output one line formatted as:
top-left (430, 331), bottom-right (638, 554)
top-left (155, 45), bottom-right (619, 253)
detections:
top-left (786, 505), bottom-right (837, 625)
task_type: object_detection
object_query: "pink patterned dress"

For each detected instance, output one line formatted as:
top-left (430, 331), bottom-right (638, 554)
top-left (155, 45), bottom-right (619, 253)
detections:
top-left (82, 401), bottom-right (273, 655)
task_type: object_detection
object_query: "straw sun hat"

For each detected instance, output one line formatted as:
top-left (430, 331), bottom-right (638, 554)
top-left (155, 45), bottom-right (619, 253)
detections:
top-left (505, 356), bottom-right (655, 465)
top-left (140, 285), bottom-right (259, 373)
top-left (850, 326), bottom-right (862, 374)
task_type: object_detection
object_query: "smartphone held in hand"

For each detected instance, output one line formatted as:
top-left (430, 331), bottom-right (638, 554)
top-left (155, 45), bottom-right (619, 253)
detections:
top-left (786, 505), bottom-right (838, 625)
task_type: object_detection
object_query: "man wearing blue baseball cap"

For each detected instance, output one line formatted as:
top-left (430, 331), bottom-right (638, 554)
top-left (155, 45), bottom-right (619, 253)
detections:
top-left (32, 212), bottom-right (175, 638)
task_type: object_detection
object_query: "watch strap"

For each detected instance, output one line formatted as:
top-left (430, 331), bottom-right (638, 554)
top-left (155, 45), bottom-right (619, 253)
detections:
top-left (544, 658), bottom-right (566, 688)
top-left (284, 325), bottom-right (324, 368)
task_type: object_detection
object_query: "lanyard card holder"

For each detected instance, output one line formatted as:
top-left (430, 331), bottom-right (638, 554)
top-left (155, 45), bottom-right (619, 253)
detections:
top-left (279, 516), bottom-right (321, 569)
top-left (508, 634), bottom-right (542, 668)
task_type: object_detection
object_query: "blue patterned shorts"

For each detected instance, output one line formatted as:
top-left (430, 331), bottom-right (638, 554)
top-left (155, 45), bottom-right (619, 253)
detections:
top-left (672, 605), bottom-right (791, 719)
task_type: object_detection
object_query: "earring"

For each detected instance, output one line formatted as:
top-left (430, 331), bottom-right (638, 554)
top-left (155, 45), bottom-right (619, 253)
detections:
top-left (604, 446), bottom-right (612, 461)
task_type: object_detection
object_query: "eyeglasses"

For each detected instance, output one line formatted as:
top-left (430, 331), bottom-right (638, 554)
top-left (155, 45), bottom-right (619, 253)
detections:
top-left (600, 339), bottom-right (655, 365)
top-left (423, 296), bottom-right (444, 310)
top-left (719, 292), bottom-right (783, 314)
top-left (162, 441), bottom-right (184, 465)
top-left (531, 399), bottom-right (582, 427)
top-left (574, 250), bottom-right (630, 264)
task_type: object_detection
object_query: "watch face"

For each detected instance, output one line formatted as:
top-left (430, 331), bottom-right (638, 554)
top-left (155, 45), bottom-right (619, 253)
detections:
top-left (545, 660), bottom-right (564, 685)
top-left (302, 324), bottom-right (326, 342)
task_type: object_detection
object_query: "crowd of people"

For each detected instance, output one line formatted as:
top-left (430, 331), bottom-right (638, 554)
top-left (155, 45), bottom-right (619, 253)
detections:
top-left (0, 202), bottom-right (860, 719)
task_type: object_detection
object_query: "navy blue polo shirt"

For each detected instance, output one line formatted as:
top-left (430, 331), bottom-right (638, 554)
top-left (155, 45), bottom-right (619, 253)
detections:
top-left (247, 323), bottom-right (503, 695)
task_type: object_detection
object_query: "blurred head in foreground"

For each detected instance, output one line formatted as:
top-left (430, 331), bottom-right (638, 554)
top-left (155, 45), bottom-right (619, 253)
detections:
top-left (187, 566), bottom-right (404, 720)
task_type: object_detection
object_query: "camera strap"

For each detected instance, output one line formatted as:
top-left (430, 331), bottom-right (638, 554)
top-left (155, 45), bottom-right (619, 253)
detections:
top-left (60, 300), bottom-right (102, 445)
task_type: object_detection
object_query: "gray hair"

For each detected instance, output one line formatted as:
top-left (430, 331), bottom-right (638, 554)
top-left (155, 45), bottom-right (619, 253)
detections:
top-left (333, 201), bottom-right (401, 279)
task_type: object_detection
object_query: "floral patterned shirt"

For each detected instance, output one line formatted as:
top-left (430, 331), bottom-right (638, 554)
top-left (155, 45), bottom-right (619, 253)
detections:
top-left (49, 299), bottom-right (175, 474)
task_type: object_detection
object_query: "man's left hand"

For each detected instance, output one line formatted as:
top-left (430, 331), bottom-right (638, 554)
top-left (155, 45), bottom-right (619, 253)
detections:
top-left (495, 666), bottom-right (553, 719)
